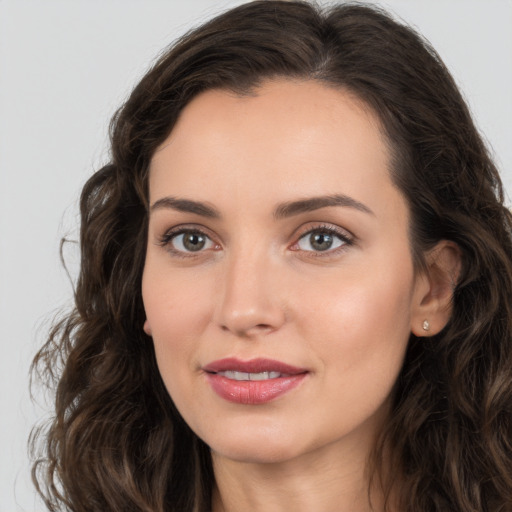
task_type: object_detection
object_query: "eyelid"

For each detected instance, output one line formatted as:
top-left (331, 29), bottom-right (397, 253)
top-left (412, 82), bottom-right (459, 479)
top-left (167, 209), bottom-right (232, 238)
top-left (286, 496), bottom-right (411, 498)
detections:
top-left (289, 223), bottom-right (355, 254)
top-left (158, 224), bottom-right (221, 256)
top-left (156, 222), bottom-right (354, 258)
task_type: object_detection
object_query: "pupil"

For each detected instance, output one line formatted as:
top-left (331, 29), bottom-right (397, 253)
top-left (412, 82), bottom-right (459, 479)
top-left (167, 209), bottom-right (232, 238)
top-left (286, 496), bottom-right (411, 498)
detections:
top-left (184, 233), bottom-right (205, 251)
top-left (310, 232), bottom-right (333, 251)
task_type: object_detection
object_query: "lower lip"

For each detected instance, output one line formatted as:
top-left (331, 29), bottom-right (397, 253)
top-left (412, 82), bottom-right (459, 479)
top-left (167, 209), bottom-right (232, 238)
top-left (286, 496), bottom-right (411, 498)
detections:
top-left (205, 373), bottom-right (307, 405)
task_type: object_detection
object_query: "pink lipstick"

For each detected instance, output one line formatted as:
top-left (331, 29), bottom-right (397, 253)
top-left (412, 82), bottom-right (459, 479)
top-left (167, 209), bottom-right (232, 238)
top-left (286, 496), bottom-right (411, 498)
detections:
top-left (202, 358), bottom-right (308, 405)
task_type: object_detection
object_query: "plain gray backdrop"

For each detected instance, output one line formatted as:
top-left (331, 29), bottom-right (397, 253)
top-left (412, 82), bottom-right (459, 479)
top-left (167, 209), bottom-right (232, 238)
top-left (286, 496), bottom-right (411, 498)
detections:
top-left (1, 1), bottom-right (511, 510)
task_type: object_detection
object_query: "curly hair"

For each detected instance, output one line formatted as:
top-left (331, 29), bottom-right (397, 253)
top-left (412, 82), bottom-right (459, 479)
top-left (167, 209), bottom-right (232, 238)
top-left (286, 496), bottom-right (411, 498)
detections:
top-left (31, 1), bottom-right (512, 511)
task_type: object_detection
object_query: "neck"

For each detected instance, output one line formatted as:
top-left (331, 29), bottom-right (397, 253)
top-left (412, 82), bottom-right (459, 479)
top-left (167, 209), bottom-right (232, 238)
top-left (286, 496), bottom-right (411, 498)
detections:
top-left (211, 438), bottom-right (390, 512)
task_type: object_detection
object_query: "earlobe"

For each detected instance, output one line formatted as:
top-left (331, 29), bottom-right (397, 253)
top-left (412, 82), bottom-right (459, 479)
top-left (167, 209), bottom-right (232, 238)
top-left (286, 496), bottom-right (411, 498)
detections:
top-left (411, 240), bottom-right (461, 337)
top-left (143, 319), bottom-right (152, 336)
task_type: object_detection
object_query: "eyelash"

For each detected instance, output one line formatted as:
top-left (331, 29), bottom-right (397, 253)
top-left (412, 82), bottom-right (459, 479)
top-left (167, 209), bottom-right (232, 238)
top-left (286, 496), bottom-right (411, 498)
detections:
top-left (158, 223), bottom-right (354, 258)
top-left (291, 224), bottom-right (354, 256)
top-left (158, 226), bottom-right (219, 258)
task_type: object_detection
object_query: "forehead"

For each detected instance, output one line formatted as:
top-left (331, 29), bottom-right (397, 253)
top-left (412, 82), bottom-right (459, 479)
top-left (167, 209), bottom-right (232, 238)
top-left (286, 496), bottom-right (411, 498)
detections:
top-left (149, 79), bottom-right (397, 215)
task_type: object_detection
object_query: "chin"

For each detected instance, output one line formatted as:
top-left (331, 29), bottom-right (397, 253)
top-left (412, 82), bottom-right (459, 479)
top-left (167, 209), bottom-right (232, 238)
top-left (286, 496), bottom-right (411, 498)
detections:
top-left (201, 423), bottom-right (307, 465)
top-left (212, 441), bottom-right (304, 465)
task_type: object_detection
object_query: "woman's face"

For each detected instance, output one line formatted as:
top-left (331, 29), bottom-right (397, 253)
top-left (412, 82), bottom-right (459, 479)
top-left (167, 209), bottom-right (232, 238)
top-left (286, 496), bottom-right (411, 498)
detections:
top-left (142, 80), bottom-right (429, 465)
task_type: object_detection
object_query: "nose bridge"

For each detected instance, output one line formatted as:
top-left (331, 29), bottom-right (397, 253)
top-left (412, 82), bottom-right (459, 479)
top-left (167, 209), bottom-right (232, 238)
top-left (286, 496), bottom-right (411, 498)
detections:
top-left (215, 238), bottom-right (285, 336)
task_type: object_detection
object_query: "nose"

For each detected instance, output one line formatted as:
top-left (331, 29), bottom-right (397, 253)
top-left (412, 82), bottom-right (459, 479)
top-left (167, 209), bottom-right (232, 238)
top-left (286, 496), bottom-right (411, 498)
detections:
top-left (214, 249), bottom-right (286, 338)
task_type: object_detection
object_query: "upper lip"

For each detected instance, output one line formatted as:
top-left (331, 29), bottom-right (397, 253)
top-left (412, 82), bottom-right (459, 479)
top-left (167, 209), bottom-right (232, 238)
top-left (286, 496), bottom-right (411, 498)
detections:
top-left (202, 358), bottom-right (307, 375)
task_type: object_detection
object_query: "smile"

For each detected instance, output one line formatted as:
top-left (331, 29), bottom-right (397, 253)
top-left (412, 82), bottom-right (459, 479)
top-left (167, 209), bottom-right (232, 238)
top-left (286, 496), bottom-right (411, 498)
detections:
top-left (216, 370), bottom-right (288, 381)
top-left (202, 358), bottom-right (308, 405)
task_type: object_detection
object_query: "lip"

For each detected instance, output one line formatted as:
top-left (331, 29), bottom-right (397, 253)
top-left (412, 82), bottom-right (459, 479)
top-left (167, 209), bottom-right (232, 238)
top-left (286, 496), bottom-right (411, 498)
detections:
top-left (202, 358), bottom-right (308, 405)
top-left (203, 357), bottom-right (307, 375)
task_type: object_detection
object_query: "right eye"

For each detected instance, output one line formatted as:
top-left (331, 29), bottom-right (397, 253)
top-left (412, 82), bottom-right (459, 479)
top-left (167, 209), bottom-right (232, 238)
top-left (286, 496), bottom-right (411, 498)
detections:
top-left (161, 229), bottom-right (217, 254)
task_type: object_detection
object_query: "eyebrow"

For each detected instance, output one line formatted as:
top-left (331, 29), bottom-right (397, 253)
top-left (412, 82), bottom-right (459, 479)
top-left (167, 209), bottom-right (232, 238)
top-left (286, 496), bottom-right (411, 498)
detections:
top-left (150, 194), bottom-right (374, 219)
top-left (273, 194), bottom-right (374, 218)
top-left (150, 197), bottom-right (221, 218)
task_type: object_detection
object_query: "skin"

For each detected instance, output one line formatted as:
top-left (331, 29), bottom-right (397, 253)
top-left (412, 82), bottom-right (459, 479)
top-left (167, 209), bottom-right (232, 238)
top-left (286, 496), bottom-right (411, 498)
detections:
top-left (142, 80), bottom-right (457, 512)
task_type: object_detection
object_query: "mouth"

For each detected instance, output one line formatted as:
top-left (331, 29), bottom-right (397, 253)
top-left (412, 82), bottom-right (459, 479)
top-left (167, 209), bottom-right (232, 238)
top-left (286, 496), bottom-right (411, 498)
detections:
top-left (203, 357), bottom-right (307, 375)
top-left (215, 370), bottom-right (289, 381)
top-left (202, 358), bottom-right (308, 405)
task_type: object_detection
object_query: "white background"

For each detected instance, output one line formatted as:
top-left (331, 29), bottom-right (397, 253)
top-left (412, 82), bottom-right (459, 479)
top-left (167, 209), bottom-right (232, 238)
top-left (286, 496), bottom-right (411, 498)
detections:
top-left (1, 1), bottom-right (511, 510)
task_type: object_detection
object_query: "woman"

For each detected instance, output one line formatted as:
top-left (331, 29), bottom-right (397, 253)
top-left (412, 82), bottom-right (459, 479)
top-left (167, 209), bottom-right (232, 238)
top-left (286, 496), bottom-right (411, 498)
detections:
top-left (31, 1), bottom-right (512, 511)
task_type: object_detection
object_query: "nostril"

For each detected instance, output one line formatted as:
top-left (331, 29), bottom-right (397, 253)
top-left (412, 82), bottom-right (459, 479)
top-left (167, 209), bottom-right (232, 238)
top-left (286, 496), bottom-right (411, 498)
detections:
top-left (242, 324), bottom-right (276, 337)
top-left (215, 293), bottom-right (286, 336)
top-left (220, 322), bottom-right (275, 337)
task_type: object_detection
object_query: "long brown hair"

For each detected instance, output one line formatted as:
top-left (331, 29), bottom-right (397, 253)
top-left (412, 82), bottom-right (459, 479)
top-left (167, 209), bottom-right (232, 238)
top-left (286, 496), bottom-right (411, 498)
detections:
top-left (31, 2), bottom-right (512, 511)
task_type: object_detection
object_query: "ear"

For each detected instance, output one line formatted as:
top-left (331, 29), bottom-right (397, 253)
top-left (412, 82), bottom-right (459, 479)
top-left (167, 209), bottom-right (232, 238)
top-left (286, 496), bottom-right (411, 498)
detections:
top-left (410, 240), bottom-right (461, 337)
top-left (143, 319), bottom-right (153, 336)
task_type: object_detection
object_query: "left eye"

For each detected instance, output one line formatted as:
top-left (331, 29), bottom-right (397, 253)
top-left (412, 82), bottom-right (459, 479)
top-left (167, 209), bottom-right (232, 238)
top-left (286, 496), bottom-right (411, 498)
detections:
top-left (169, 231), bottom-right (216, 253)
top-left (296, 229), bottom-right (348, 252)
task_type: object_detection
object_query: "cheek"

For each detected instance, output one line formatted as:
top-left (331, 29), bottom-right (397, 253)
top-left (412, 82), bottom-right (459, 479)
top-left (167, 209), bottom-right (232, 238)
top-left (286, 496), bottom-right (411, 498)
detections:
top-left (142, 257), bottom-right (214, 332)
top-left (295, 275), bottom-right (413, 434)
top-left (141, 264), bottom-right (214, 388)
top-left (296, 264), bottom-right (414, 381)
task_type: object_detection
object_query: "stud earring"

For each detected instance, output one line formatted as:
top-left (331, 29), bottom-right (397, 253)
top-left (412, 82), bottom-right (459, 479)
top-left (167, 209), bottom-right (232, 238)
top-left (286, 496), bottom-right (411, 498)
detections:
top-left (422, 320), bottom-right (430, 332)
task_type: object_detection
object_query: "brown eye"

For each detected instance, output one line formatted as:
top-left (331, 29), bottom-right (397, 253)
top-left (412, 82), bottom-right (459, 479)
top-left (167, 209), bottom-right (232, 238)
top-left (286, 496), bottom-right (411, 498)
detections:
top-left (169, 231), bottom-right (214, 253)
top-left (309, 232), bottom-right (334, 251)
top-left (182, 232), bottom-right (206, 251)
top-left (296, 229), bottom-right (348, 252)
